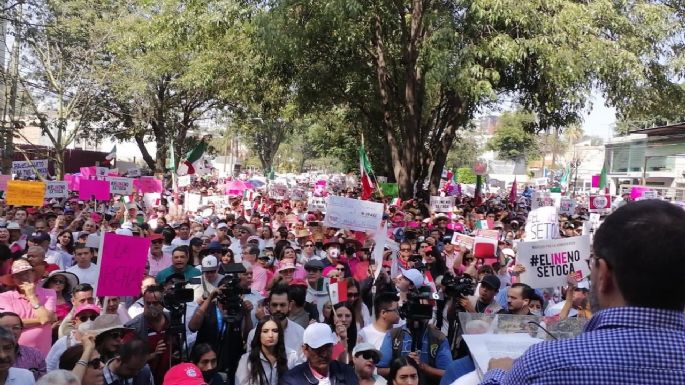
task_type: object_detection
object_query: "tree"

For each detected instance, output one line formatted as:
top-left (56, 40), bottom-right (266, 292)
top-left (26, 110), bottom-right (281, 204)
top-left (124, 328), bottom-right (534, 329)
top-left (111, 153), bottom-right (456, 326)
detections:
top-left (487, 112), bottom-right (538, 162)
top-left (260, 0), bottom-right (679, 198)
top-left (446, 133), bottom-right (481, 170)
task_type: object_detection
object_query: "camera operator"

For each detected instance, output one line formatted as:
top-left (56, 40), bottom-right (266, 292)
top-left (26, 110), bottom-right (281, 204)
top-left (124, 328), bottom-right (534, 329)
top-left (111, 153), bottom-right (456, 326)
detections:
top-left (377, 283), bottom-right (451, 385)
top-left (459, 274), bottom-right (502, 315)
top-left (188, 264), bottom-right (254, 378)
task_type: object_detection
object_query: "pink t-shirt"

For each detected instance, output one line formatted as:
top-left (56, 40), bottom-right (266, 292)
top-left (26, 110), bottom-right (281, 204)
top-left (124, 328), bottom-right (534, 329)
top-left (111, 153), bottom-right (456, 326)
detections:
top-left (0, 287), bottom-right (56, 355)
top-left (251, 264), bottom-right (268, 294)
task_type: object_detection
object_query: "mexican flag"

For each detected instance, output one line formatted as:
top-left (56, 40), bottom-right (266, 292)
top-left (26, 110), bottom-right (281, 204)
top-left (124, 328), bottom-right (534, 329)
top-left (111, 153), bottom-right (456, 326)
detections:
top-left (103, 145), bottom-right (116, 167)
top-left (359, 144), bottom-right (374, 200)
top-left (177, 141), bottom-right (208, 176)
top-left (598, 161), bottom-right (607, 193)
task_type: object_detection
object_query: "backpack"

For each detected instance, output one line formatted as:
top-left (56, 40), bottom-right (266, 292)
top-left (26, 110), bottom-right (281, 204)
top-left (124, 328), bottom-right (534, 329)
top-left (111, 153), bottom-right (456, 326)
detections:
top-left (390, 325), bottom-right (446, 366)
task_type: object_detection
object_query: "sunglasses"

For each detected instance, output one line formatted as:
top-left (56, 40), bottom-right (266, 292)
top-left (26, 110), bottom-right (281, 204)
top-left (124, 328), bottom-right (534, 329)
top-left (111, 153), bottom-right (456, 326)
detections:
top-left (87, 357), bottom-right (104, 369)
top-left (50, 278), bottom-right (66, 285)
top-left (355, 351), bottom-right (379, 364)
top-left (304, 244), bottom-right (314, 247)
top-left (103, 330), bottom-right (124, 340)
top-left (400, 248), bottom-right (412, 252)
top-left (77, 314), bottom-right (98, 323)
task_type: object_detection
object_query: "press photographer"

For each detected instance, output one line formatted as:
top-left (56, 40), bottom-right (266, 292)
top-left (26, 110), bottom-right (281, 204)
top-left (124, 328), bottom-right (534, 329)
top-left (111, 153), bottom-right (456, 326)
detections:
top-left (188, 262), bottom-right (254, 377)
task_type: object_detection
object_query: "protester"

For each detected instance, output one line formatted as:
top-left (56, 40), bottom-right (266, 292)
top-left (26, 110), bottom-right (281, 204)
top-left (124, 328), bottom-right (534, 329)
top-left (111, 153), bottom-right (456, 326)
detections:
top-left (0, 325), bottom-right (37, 383)
top-left (155, 245), bottom-right (201, 284)
top-left (0, 311), bottom-right (46, 380)
top-left (388, 357), bottom-right (420, 385)
top-left (58, 283), bottom-right (96, 338)
top-left (358, 292), bottom-right (400, 349)
top-left (45, 304), bottom-right (101, 372)
top-left (102, 339), bottom-right (153, 385)
top-left (66, 244), bottom-right (98, 286)
top-left (352, 343), bottom-right (387, 385)
top-left (191, 343), bottom-right (226, 385)
top-left (58, 335), bottom-right (103, 385)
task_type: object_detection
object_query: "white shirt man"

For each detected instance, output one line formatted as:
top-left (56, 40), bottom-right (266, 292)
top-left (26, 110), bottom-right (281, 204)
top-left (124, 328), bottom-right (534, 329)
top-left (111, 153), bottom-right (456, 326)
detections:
top-left (66, 246), bottom-right (99, 286)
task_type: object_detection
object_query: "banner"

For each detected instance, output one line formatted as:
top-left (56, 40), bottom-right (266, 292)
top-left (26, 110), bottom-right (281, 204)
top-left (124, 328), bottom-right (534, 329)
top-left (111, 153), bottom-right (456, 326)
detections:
top-left (0, 175), bottom-right (11, 191)
top-left (12, 159), bottom-right (48, 178)
top-left (96, 232), bottom-right (150, 296)
top-left (5, 181), bottom-right (46, 206)
top-left (524, 206), bottom-right (559, 241)
top-left (323, 196), bottom-right (384, 232)
top-left (531, 191), bottom-right (555, 210)
top-left (79, 180), bottom-right (110, 200)
top-left (107, 177), bottom-right (133, 195)
top-left (558, 197), bottom-right (576, 216)
top-left (379, 183), bottom-right (399, 197)
top-left (589, 194), bottom-right (611, 213)
top-left (44, 181), bottom-right (68, 199)
top-left (307, 196), bottom-right (326, 212)
top-left (134, 177), bottom-right (163, 194)
top-left (518, 235), bottom-right (591, 289)
top-left (430, 196), bottom-right (454, 213)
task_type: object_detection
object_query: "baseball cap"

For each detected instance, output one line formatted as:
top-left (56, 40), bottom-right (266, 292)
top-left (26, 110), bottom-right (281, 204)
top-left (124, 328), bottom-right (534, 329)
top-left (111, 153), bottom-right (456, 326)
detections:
top-left (163, 363), bottom-right (206, 385)
top-left (480, 274), bottom-right (501, 291)
top-left (10, 259), bottom-right (33, 275)
top-left (206, 241), bottom-right (223, 251)
top-left (400, 268), bottom-right (424, 288)
top-left (201, 256), bottom-right (219, 272)
top-left (74, 304), bottom-right (101, 317)
top-left (277, 260), bottom-right (296, 273)
top-left (303, 322), bottom-right (337, 349)
top-left (502, 248), bottom-right (515, 257)
top-left (6, 222), bottom-right (20, 231)
top-left (352, 342), bottom-right (382, 359)
top-left (304, 259), bottom-right (324, 271)
top-left (217, 223), bottom-right (229, 230)
top-left (29, 231), bottom-right (51, 243)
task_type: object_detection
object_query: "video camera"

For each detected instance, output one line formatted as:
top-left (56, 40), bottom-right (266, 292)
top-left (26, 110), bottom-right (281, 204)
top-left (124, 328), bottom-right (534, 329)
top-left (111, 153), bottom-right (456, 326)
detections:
top-left (441, 273), bottom-right (476, 299)
top-left (164, 281), bottom-right (194, 310)
top-left (398, 290), bottom-right (434, 321)
top-left (217, 263), bottom-right (252, 323)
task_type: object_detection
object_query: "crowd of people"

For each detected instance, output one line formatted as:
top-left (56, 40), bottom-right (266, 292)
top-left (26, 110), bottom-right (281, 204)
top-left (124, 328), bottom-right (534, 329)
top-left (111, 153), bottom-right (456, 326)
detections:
top-left (0, 173), bottom-right (681, 385)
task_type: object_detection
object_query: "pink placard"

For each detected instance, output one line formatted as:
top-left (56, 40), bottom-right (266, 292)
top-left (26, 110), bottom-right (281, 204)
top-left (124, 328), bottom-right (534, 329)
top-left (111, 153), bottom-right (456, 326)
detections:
top-left (96, 232), bottom-right (150, 296)
top-left (64, 174), bottom-right (81, 191)
top-left (0, 175), bottom-right (11, 191)
top-left (80, 166), bottom-right (97, 178)
top-left (133, 177), bottom-right (163, 193)
top-left (79, 179), bottom-right (110, 200)
top-left (591, 175), bottom-right (599, 188)
top-left (630, 186), bottom-right (650, 200)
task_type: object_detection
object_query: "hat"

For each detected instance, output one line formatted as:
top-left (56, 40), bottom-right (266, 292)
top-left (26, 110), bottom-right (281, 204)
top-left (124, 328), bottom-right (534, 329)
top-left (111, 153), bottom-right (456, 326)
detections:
top-left (29, 231), bottom-right (51, 243)
top-left (480, 274), bottom-right (501, 290)
top-left (163, 363), bottom-right (205, 385)
top-left (148, 233), bottom-right (164, 242)
top-left (576, 278), bottom-right (590, 291)
top-left (10, 259), bottom-right (33, 275)
top-left (63, 208), bottom-right (75, 214)
top-left (400, 268), bottom-right (424, 288)
top-left (303, 322), bottom-right (337, 349)
top-left (201, 256), bottom-right (219, 272)
top-left (304, 259), bottom-right (324, 271)
top-left (6, 222), bottom-right (20, 231)
top-left (237, 225), bottom-right (254, 236)
top-left (81, 314), bottom-right (132, 337)
top-left (74, 304), bottom-right (101, 317)
top-left (42, 270), bottom-right (79, 289)
top-left (502, 248), bottom-right (515, 257)
top-left (217, 223), bottom-right (229, 230)
top-left (352, 342), bottom-right (382, 359)
top-left (189, 237), bottom-right (204, 247)
top-left (206, 241), bottom-right (223, 251)
top-left (114, 228), bottom-right (133, 236)
top-left (277, 260), bottom-right (296, 273)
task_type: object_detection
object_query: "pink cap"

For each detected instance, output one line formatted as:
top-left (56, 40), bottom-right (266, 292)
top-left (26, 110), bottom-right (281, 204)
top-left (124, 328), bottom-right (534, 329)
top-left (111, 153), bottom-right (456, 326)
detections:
top-left (163, 363), bottom-right (206, 385)
top-left (74, 304), bottom-right (101, 316)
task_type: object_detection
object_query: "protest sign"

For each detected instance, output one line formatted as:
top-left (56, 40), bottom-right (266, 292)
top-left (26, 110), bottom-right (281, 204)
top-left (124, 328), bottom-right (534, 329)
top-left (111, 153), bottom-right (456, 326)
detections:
top-left (430, 196), bottom-right (454, 213)
top-left (185, 192), bottom-right (202, 213)
top-left (589, 194), bottom-right (611, 213)
top-left (127, 168), bottom-right (141, 177)
top-left (558, 197), bottom-right (576, 216)
top-left (79, 180), bottom-right (110, 201)
top-left (96, 167), bottom-right (110, 177)
top-left (96, 232), bottom-right (150, 296)
top-left (307, 197), bottom-right (326, 213)
top-left (44, 181), bottom-right (68, 199)
top-left (629, 186), bottom-right (649, 200)
top-left (177, 175), bottom-right (191, 188)
top-left (134, 177), bottom-right (163, 193)
top-left (524, 206), bottom-right (559, 241)
top-left (478, 229), bottom-right (500, 240)
top-left (451, 233), bottom-right (475, 250)
top-left (291, 189), bottom-right (307, 201)
top-left (142, 193), bottom-right (161, 209)
top-left (534, 177), bottom-right (548, 187)
top-left (64, 174), bottom-right (81, 191)
top-left (5, 181), bottom-right (46, 206)
top-left (80, 166), bottom-right (97, 178)
top-left (518, 235), bottom-right (591, 289)
top-left (531, 191), bottom-right (555, 210)
top-left (323, 196), bottom-right (384, 232)
top-left (0, 175), bottom-right (10, 191)
top-left (472, 236), bottom-right (498, 259)
top-left (314, 180), bottom-right (327, 196)
top-left (12, 159), bottom-right (48, 179)
top-left (269, 184), bottom-right (289, 200)
top-left (107, 177), bottom-right (133, 195)
top-left (641, 190), bottom-right (657, 200)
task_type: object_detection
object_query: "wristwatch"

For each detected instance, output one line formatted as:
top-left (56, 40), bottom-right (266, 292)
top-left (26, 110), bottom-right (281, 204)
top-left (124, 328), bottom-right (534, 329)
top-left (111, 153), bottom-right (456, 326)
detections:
top-left (31, 303), bottom-right (40, 310)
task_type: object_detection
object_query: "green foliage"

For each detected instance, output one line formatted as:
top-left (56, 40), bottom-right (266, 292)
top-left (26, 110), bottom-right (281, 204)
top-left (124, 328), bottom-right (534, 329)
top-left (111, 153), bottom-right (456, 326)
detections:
top-left (487, 112), bottom-right (538, 162)
top-left (447, 133), bottom-right (481, 170)
top-left (456, 167), bottom-right (477, 184)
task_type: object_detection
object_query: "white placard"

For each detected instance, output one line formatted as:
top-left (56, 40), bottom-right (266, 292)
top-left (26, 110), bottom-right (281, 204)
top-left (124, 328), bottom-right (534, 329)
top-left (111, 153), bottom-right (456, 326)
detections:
top-left (12, 159), bottom-right (48, 178)
top-left (178, 175), bottom-right (191, 188)
top-left (142, 192), bottom-right (161, 209)
top-left (127, 168), bottom-right (141, 177)
top-left (184, 192), bottom-right (202, 213)
top-left (430, 196), bottom-right (455, 213)
top-left (44, 181), bottom-right (68, 199)
top-left (518, 235), bottom-right (591, 289)
top-left (524, 206), bottom-right (559, 241)
top-left (107, 177), bottom-right (133, 195)
top-left (308, 196), bottom-right (326, 212)
top-left (558, 197), bottom-right (576, 216)
top-left (642, 190), bottom-right (657, 199)
top-left (290, 188), bottom-right (306, 201)
top-left (96, 167), bottom-right (110, 177)
top-left (323, 196), bottom-right (384, 232)
top-left (531, 191), bottom-right (555, 210)
top-left (269, 184), bottom-right (288, 200)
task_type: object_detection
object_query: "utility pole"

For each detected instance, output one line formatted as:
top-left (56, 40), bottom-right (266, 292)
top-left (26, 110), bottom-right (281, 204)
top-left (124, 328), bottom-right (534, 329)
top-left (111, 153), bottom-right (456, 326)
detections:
top-left (2, 1), bottom-right (21, 174)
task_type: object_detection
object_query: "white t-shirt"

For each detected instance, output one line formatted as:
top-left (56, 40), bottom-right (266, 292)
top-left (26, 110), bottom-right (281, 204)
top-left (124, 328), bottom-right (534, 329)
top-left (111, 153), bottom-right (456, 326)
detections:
top-left (66, 263), bottom-right (99, 286)
top-left (7, 367), bottom-right (35, 384)
top-left (171, 237), bottom-right (191, 247)
top-left (358, 324), bottom-right (389, 350)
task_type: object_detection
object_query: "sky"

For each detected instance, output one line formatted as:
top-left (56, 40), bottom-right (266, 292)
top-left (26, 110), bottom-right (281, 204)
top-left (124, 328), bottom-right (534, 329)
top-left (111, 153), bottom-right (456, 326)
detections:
top-left (581, 93), bottom-right (617, 141)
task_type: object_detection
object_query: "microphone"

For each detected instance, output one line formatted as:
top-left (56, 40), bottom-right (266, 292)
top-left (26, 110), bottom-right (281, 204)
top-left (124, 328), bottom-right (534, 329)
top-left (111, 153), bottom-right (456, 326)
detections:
top-left (527, 321), bottom-right (558, 340)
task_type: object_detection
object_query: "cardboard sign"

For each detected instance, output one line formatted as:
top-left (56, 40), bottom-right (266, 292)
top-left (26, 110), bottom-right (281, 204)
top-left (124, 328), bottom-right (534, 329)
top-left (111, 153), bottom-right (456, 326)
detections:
top-left (524, 206), bottom-right (559, 241)
top-left (5, 180), bottom-right (46, 206)
top-left (641, 190), bottom-right (657, 200)
top-left (518, 235), bottom-right (591, 289)
top-left (185, 192), bottom-right (202, 213)
top-left (127, 168), bottom-right (141, 177)
top-left (531, 191), bottom-right (555, 210)
top-left (79, 179), bottom-right (110, 201)
top-left (64, 174), bottom-right (81, 191)
top-left (589, 195), bottom-right (611, 213)
top-left (80, 167), bottom-right (97, 178)
top-left (143, 193), bottom-right (161, 209)
top-left (290, 188), bottom-right (306, 201)
top-left (44, 181), bottom-right (68, 199)
top-left (0, 175), bottom-right (11, 191)
top-left (134, 177), bottom-right (163, 194)
top-left (308, 197), bottom-right (326, 212)
top-left (323, 196), bottom-right (384, 232)
top-left (107, 177), bottom-right (133, 195)
top-left (472, 236), bottom-right (498, 259)
top-left (177, 175), bottom-right (191, 188)
top-left (430, 196), bottom-right (455, 213)
top-left (96, 232), bottom-right (150, 296)
top-left (12, 159), bottom-right (48, 179)
top-left (451, 233), bottom-right (475, 250)
top-left (269, 184), bottom-right (288, 200)
top-left (558, 197), bottom-right (576, 216)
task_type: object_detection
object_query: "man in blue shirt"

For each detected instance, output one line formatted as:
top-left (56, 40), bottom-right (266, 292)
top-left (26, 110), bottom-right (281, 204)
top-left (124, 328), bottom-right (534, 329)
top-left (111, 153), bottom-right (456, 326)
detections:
top-left (481, 199), bottom-right (685, 385)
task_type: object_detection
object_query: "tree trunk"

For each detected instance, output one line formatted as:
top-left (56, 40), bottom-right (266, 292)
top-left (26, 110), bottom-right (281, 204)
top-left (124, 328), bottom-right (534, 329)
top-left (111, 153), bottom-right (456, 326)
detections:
top-left (134, 132), bottom-right (156, 171)
top-left (55, 149), bottom-right (65, 180)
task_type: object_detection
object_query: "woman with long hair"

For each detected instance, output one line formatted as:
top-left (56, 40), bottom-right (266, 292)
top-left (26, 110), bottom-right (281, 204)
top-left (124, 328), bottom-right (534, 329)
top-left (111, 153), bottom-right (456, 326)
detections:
top-left (325, 301), bottom-right (357, 363)
top-left (345, 277), bottom-right (371, 329)
top-left (260, 226), bottom-right (275, 249)
top-left (189, 237), bottom-right (204, 266)
top-left (388, 357), bottom-right (420, 385)
top-left (191, 343), bottom-right (226, 385)
top-left (236, 316), bottom-right (298, 385)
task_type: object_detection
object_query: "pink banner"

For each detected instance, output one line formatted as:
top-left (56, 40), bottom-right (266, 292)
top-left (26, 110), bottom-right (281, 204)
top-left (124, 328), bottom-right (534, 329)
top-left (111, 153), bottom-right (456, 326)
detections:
top-left (0, 175), bottom-right (11, 191)
top-left (591, 175), bottom-right (599, 188)
top-left (133, 177), bottom-right (163, 193)
top-left (79, 179), bottom-right (110, 200)
top-left (630, 186), bottom-right (650, 200)
top-left (96, 232), bottom-right (150, 296)
top-left (80, 166), bottom-right (97, 178)
top-left (64, 174), bottom-right (81, 191)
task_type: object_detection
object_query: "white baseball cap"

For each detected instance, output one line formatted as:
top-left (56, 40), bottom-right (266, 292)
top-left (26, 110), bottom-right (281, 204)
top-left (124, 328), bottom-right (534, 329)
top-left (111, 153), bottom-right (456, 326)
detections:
top-left (303, 323), bottom-right (337, 349)
top-left (400, 268), bottom-right (424, 288)
top-left (201, 256), bottom-right (219, 272)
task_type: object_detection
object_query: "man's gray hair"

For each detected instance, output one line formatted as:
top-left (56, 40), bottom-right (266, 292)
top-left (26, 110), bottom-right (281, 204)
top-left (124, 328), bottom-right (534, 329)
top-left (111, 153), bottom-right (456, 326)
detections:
top-left (37, 370), bottom-right (80, 385)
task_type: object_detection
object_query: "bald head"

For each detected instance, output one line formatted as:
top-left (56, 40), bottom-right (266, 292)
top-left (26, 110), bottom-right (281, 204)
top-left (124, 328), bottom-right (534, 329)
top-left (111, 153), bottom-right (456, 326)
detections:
top-left (25, 246), bottom-right (46, 267)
